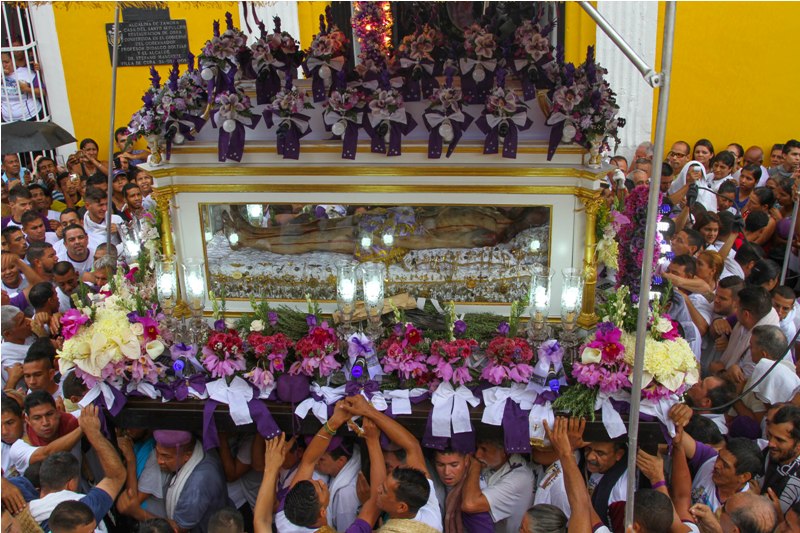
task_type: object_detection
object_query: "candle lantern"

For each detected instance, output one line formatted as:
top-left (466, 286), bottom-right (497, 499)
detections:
top-left (337, 260), bottom-right (358, 336)
top-left (182, 258), bottom-right (207, 344)
top-left (560, 267), bottom-right (584, 338)
top-left (527, 264), bottom-right (553, 343)
top-left (361, 262), bottom-right (385, 337)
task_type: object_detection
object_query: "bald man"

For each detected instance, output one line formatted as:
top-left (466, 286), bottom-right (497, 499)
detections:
top-left (743, 146), bottom-right (771, 187)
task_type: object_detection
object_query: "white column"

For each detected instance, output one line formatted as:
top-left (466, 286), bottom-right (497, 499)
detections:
top-left (28, 2), bottom-right (77, 158)
top-left (595, 1), bottom-right (658, 163)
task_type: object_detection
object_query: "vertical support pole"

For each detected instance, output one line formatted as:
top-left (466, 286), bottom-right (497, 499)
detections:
top-left (154, 187), bottom-right (175, 258)
top-left (578, 191), bottom-right (603, 328)
top-left (105, 3), bottom-right (120, 247)
top-left (625, 2), bottom-right (676, 528)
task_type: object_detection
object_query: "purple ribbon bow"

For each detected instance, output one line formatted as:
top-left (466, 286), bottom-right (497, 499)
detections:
top-left (476, 113), bottom-right (533, 159)
top-left (424, 110), bottom-right (474, 159)
top-left (262, 111), bottom-right (312, 160)
top-left (165, 114), bottom-right (207, 160)
top-left (344, 380), bottom-right (380, 399)
top-left (210, 110), bottom-right (261, 162)
top-left (400, 59), bottom-right (439, 102)
top-left (364, 114), bottom-right (417, 157)
top-left (156, 374), bottom-right (208, 402)
top-left (90, 385), bottom-right (127, 438)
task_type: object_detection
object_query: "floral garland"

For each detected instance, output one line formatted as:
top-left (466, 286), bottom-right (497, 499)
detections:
top-left (262, 81), bottom-right (314, 160)
top-left (616, 185), bottom-right (662, 296)
top-left (475, 69), bottom-right (532, 159)
top-left (595, 201), bottom-right (629, 271)
top-left (423, 68), bottom-right (473, 159)
top-left (352, 1), bottom-right (393, 74)
top-left (302, 6), bottom-right (348, 102)
top-left (459, 23), bottom-right (499, 102)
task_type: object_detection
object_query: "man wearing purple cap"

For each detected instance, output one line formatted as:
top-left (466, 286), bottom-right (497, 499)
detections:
top-left (153, 429), bottom-right (229, 533)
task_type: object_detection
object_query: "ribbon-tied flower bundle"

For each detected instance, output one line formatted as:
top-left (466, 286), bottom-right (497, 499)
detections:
top-left (459, 23), bottom-right (499, 103)
top-left (323, 81), bottom-right (367, 160)
top-left (511, 17), bottom-right (557, 101)
top-left (210, 87), bottom-right (260, 162)
top-left (263, 82), bottom-right (314, 160)
top-left (251, 16), bottom-right (304, 104)
top-left (243, 331), bottom-right (294, 398)
top-left (162, 60), bottom-right (207, 159)
top-left (198, 13), bottom-right (249, 101)
top-left (395, 23), bottom-right (443, 102)
top-left (476, 69), bottom-right (532, 159)
top-left (423, 69), bottom-right (473, 159)
top-left (365, 72), bottom-right (417, 157)
top-left (302, 6), bottom-right (348, 102)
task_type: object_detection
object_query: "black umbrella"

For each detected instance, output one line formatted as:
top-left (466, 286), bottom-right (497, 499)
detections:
top-left (1, 120), bottom-right (76, 154)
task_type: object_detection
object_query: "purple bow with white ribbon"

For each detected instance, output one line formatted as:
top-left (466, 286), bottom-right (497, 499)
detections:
top-left (476, 111), bottom-right (533, 159)
top-left (423, 110), bottom-right (473, 159)
top-left (202, 380), bottom-right (281, 450)
top-left (364, 111), bottom-right (417, 157)
top-left (398, 58), bottom-right (439, 102)
top-left (165, 114), bottom-right (206, 160)
top-left (303, 55), bottom-right (346, 102)
top-left (156, 374), bottom-right (208, 402)
top-left (210, 110), bottom-right (260, 162)
top-left (323, 109), bottom-right (363, 160)
top-left (263, 110), bottom-right (312, 160)
top-left (459, 58), bottom-right (497, 103)
top-left (344, 379), bottom-right (380, 399)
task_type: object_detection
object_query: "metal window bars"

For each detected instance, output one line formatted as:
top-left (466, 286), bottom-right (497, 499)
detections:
top-left (1, 2), bottom-right (55, 170)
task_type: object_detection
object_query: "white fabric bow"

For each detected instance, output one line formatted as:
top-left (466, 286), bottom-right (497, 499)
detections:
top-left (384, 388), bottom-right (428, 415)
top-left (486, 111), bottom-right (528, 129)
top-left (398, 57), bottom-right (435, 74)
top-left (207, 376), bottom-right (255, 426)
top-left (431, 382), bottom-right (479, 437)
top-left (306, 55), bottom-right (346, 72)
top-left (126, 381), bottom-right (160, 400)
top-left (595, 390), bottom-right (631, 439)
top-left (481, 384), bottom-right (536, 426)
top-left (368, 108), bottom-right (407, 127)
top-left (514, 58), bottom-right (532, 72)
top-left (278, 115), bottom-right (311, 134)
top-left (639, 395), bottom-right (679, 437)
top-left (323, 110), bottom-right (362, 126)
top-left (424, 111), bottom-right (466, 128)
top-left (459, 58), bottom-right (497, 75)
top-left (362, 76), bottom-right (404, 91)
top-left (79, 381), bottom-right (122, 411)
top-left (295, 383), bottom-right (347, 424)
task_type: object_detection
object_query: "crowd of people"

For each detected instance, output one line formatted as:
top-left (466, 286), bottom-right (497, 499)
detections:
top-left (2, 133), bottom-right (800, 533)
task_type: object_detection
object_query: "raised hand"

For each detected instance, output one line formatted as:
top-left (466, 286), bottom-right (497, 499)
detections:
top-left (264, 433), bottom-right (291, 473)
top-left (636, 448), bottom-right (665, 484)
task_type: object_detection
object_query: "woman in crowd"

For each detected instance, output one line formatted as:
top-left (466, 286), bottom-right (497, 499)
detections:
top-left (744, 187), bottom-right (778, 246)
top-left (75, 138), bottom-right (109, 179)
top-left (693, 138), bottom-right (715, 172)
top-left (693, 212), bottom-right (722, 251)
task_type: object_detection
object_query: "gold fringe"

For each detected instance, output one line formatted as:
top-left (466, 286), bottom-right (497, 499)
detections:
top-left (31, 1), bottom-right (275, 10)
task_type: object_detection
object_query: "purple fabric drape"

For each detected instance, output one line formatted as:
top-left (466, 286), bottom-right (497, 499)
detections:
top-left (423, 111), bottom-right (474, 159)
top-left (211, 111), bottom-right (260, 162)
top-left (475, 114), bottom-right (533, 159)
top-left (202, 387), bottom-right (282, 450)
top-left (364, 114), bottom-right (417, 157)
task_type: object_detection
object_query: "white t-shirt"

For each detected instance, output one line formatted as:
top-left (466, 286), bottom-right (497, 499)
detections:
top-left (1, 67), bottom-right (41, 122)
top-left (697, 174), bottom-right (735, 212)
top-left (83, 212), bottom-right (123, 246)
top-left (749, 358), bottom-right (800, 406)
top-left (532, 459), bottom-right (572, 518)
top-left (413, 479), bottom-right (443, 531)
top-left (1, 439), bottom-right (37, 476)
top-left (1, 276), bottom-right (28, 298)
top-left (691, 453), bottom-right (750, 513)
top-left (482, 455), bottom-right (535, 533)
top-left (721, 256), bottom-right (745, 280)
top-left (63, 248), bottom-right (96, 276)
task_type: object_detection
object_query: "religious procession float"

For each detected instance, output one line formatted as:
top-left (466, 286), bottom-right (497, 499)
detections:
top-left (63, 3), bottom-right (696, 451)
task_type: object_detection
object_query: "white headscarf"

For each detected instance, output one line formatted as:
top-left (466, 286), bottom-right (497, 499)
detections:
top-left (669, 160), bottom-right (709, 195)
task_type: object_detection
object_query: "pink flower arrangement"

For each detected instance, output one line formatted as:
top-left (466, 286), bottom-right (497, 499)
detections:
top-left (379, 323), bottom-right (430, 382)
top-left (247, 332), bottom-right (294, 374)
top-left (480, 336), bottom-right (535, 385)
top-left (571, 322), bottom-right (632, 394)
top-left (289, 321), bottom-right (341, 378)
top-left (463, 24), bottom-right (497, 60)
top-left (61, 309), bottom-right (89, 340)
top-left (428, 338), bottom-right (478, 386)
top-left (202, 330), bottom-right (246, 379)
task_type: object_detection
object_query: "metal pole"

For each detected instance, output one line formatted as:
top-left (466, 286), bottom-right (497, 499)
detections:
top-left (625, 2), bottom-right (676, 528)
top-left (106, 3), bottom-right (120, 248)
top-left (577, 1), bottom-right (660, 87)
top-left (781, 199), bottom-right (799, 285)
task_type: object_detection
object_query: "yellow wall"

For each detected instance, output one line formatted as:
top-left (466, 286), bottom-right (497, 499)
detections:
top-left (661, 1), bottom-right (800, 156)
top-left (52, 2), bottom-right (240, 154)
top-left (564, 2), bottom-right (596, 66)
top-left (297, 1), bottom-right (330, 50)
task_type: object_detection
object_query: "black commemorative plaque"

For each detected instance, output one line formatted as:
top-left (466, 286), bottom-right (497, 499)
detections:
top-left (106, 19), bottom-right (189, 67)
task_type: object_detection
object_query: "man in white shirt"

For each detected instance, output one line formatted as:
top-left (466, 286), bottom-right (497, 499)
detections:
top-left (60, 225), bottom-right (95, 276)
top-left (731, 326), bottom-right (800, 423)
top-left (462, 433), bottom-right (534, 533)
top-left (772, 286), bottom-right (798, 357)
top-left (82, 187), bottom-right (122, 247)
top-left (713, 285), bottom-right (780, 381)
top-left (1, 305), bottom-right (34, 387)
